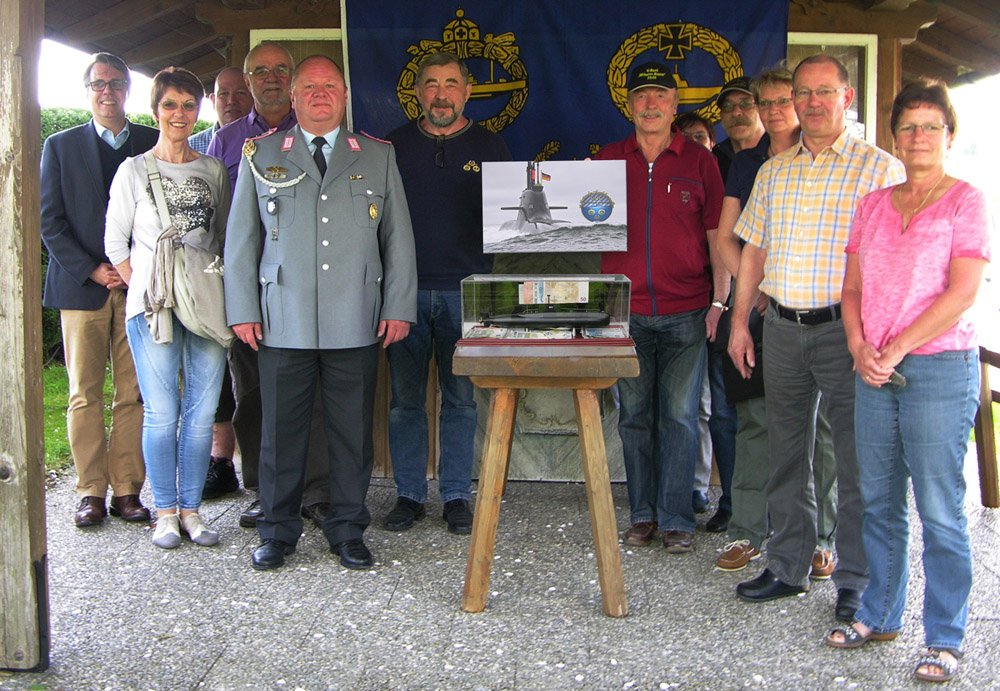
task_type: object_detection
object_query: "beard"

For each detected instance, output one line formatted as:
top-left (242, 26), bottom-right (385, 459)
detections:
top-left (424, 99), bottom-right (461, 128)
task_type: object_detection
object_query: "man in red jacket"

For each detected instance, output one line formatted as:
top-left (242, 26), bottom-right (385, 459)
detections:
top-left (595, 62), bottom-right (725, 554)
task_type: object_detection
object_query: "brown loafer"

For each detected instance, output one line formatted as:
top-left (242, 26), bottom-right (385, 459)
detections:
top-left (810, 548), bottom-right (836, 579)
top-left (109, 494), bottom-right (151, 523)
top-left (622, 521), bottom-right (657, 546)
top-left (74, 496), bottom-right (107, 527)
top-left (662, 530), bottom-right (694, 553)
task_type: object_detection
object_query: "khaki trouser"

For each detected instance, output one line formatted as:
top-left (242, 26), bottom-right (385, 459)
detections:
top-left (61, 290), bottom-right (145, 498)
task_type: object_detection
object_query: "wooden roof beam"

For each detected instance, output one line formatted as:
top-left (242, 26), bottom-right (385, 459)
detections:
top-left (913, 25), bottom-right (1000, 76)
top-left (937, 0), bottom-right (1000, 36)
top-left (61, 0), bottom-right (197, 43)
top-left (788, 0), bottom-right (936, 40)
top-left (123, 21), bottom-right (215, 66)
top-left (195, 0), bottom-right (341, 32)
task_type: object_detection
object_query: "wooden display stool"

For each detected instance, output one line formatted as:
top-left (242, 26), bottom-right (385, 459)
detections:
top-left (453, 341), bottom-right (639, 617)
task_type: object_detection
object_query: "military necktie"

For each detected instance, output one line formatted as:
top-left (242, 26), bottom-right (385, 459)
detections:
top-left (312, 136), bottom-right (327, 178)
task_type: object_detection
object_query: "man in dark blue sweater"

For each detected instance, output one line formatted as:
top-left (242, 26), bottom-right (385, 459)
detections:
top-left (383, 52), bottom-right (510, 534)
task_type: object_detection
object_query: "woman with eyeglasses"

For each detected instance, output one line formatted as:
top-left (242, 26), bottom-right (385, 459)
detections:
top-left (825, 78), bottom-right (992, 684)
top-left (105, 67), bottom-right (232, 550)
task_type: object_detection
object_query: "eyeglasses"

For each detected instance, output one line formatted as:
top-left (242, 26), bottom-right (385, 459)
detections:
top-left (246, 65), bottom-right (292, 80)
top-left (757, 97), bottom-right (793, 110)
top-left (720, 99), bottom-right (756, 114)
top-left (435, 136), bottom-right (445, 168)
top-left (159, 99), bottom-right (198, 112)
top-left (87, 79), bottom-right (128, 92)
top-left (682, 131), bottom-right (710, 142)
top-left (895, 123), bottom-right (949, 137)
top-left (792, 87), bottom-right (847, 101)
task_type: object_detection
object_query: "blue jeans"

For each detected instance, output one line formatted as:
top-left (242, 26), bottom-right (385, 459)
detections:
top-left (854, 350), bottom-right (979, 652)
top-left (126, 314), bottom-right (226, 511)
top-left (387, 290), bottom-right (476, 503)
top-left (707, 345), bottom-right (737, 512)
top-left (618, 309), bottom-right (707, 531)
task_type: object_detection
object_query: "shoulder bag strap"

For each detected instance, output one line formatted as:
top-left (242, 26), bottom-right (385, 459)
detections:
top-left (143, 152), bottom-right (173, 231)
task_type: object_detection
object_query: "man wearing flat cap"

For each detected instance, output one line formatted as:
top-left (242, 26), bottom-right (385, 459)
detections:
top-left (713, 76), bottom-right (765, 184)
top-left (595, 61), bottom-right (725, 554)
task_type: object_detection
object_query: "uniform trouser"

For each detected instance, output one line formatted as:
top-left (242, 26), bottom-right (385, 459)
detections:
top-left (61, 290), bottom-right (144, 499)
top-left (256, 344), bottom-right (378, 547)
top-left (727, 394), bottom-right (838, 551)
top-left (228, 339), bottom-right (329, 505)
top-left (761, 304), bottom-right (866, 591)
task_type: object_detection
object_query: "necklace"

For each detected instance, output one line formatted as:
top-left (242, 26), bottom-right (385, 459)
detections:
top-left (897, 171), bottom-right (946, 218)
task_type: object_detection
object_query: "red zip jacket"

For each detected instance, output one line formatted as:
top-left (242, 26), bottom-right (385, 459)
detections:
top-left (597, 127), bottom-right (723, 317)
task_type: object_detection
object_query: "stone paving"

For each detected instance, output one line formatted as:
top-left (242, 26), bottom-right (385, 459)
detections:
top-left (2, 449), bottom-right (998, 690)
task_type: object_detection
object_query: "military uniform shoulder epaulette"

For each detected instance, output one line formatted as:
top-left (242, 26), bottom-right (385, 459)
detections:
top-left (360, 131), bottom-right (391, 145)
top-left (247, 128), bottom-right (279, 142)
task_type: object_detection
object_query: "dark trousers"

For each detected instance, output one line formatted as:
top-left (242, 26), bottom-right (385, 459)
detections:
top-left (256, 343), bottom-right (378, 546)
top-left (229, 339), bottom-right (329, 505)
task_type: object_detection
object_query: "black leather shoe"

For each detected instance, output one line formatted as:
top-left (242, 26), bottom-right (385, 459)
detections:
top-left (383, 497), bottom-right (426, 531)
top-left (836, 587), bottom-right (863, 622)
top-left (239, 499), bottom-right (263, 528)
top-left (692, 490), bottom-right (709, 514)
top-left (706, 508), bottom-right (731, 533)
top-left (251, 539), bottom-right (295, 571)
top-left (301, 502), bottom-right (330, 529)
top-left (331, 538), bottom-right (373, 570)
top-left (443, 499), bottom-right (474, 535)
top-left (737, 568), bottom-right (809, 602)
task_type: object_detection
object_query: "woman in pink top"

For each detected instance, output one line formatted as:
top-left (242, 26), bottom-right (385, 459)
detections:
top-left (825, 79), bottom-right (992, 683)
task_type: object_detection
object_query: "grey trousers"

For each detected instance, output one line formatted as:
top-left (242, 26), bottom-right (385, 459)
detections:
top-left (727, 394), bottom-right (838, 551)
top-left (761, 304), bottom-right (866, 591)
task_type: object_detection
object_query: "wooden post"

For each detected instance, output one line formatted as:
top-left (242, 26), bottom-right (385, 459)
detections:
top-left (0, 0), bottom-right (49, 672)
top-left (876, 37), bottom-right (902, 153)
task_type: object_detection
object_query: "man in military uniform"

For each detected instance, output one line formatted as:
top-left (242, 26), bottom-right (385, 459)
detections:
top-left (224, 55), bottom-right (417, 571)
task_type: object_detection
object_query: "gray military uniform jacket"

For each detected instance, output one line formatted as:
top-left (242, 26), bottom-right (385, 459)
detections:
top-left (224, 125), bottom-right (417, 349)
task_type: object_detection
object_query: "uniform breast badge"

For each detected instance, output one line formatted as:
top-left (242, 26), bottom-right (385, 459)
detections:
top-left (265, 166), bottom-right (288, 180)
top-left (369, 203), bottom-right (378, 220)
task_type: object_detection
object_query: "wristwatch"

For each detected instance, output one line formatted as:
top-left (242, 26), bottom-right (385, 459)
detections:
top-left (711, 300), bottom-right (728, 311)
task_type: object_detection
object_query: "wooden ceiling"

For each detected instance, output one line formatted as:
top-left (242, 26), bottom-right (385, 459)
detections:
top-left (42, 0), bottom-right (1000, 87)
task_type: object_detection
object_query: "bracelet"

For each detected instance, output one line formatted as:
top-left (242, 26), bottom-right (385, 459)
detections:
top-left (711, 300), bottom-right (728, 311)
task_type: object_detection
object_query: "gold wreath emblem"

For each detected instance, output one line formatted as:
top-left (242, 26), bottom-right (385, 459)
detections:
top-left (396, 9), bottom-right (528, 134)
top-left (607, 22), bottom-right (743, 123)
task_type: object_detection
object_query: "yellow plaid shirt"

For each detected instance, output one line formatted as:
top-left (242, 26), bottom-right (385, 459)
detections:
top-left (735, 129), bottom-right (905, 309)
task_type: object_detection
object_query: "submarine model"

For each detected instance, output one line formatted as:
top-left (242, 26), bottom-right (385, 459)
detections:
top-left (499, 161), bottom-right (570, 233)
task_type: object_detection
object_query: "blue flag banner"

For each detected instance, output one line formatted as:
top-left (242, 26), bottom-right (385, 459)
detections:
top-left (344, 1), bottom-right (788, 161)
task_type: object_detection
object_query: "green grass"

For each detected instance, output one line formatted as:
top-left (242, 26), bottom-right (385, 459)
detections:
top-left (43, 365), bottom-right (113, 471)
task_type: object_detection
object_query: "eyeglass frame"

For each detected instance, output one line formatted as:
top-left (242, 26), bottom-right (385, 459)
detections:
top-left (757, 97), bottom-right (794, 110)
top-left (246, 65), bottom-right (292, 80)
top-left (719, 99), bottom-right (756, 114)
top-left (894, 122), bottom-right (949, 137)
top-left (86, 79), bottom-right (129, 92)
top-left (792, 87), bottom-right (848, 102)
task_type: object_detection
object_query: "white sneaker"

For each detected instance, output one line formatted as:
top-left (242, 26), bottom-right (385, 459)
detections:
top-left (181, 512), bottom-right (220, 546)
top-left (152, 514), bottom-right (181, 549)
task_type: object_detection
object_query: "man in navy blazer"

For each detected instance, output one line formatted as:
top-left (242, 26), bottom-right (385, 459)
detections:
top-left (41, 52), bottom-right (158, 528)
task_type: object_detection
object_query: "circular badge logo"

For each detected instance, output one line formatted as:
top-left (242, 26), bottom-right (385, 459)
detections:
top-left (580, 191), bottom-right (614, 223)
top-left (607, 22), bottom-right (743, 123)
top-left (396, 9), bottom-right (528, 133)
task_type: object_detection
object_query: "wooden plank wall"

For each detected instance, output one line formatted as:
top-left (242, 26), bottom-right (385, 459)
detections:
top-left (0, 0), bottom-right (49, 672)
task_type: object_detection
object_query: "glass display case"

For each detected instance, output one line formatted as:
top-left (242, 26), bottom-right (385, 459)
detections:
top-left (460, 274), bottom-right (631, 341)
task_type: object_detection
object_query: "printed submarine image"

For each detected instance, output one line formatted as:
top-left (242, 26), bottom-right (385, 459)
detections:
top-left (499, 161), bottom-right (570, 233)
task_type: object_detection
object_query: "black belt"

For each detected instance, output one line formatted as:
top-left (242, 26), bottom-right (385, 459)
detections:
top-left (770, 299), bottom-right (842, 326)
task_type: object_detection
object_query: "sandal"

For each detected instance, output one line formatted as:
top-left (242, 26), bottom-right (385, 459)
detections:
top-left (914, 648), bottom-right (961, 682)
top-left (824, 623), bottom-right (899, 649)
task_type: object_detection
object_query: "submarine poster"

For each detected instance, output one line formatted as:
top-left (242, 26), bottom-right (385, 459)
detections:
top-left (481, 160), bottom-right (627, 254)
